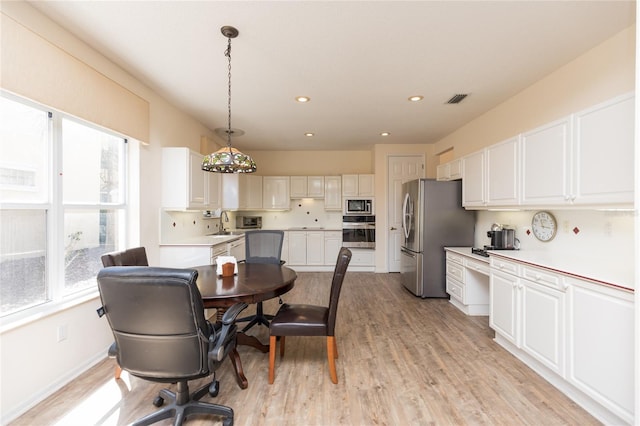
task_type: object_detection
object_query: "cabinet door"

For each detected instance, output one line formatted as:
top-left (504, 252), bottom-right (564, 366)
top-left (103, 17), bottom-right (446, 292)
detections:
top-left (358, 174), bottom-right (374, 196)
top-left (324, 176), bottom-right (342, 210)
top-left (436, 163), bottom-right (450, 181)
top-left (462, 150), bottom-right (486, 207)
top-left (449, 159), bottom-right (462, 180)
top-left (323, 232), bottom-right (342, 265)
top-left (342, 174), bottom-right (358, 196)
top-left (566, 278), bottom-right (634, 423)
top-left (290, 176), bottom-right (307, 198)
top-left (520, 280), bottom-right (564, 375)
top-left (306, 232), bottom-right (325, 265)
top-left (288, 232), bottom-right (307, 265)
top-left (521, 117), bottom-right (572, 205)
top-left (489, 270), bottom-right (518, 345)
top-left (486, 137), bottom-right (519, 206)
top-left (207, 172), bottom-right (222, 210)
top-left (188, 151), bottom-right (207, 207)
top-left (239, 174), bottom-right (262, 210)
top-left (573, 93), bottom-right (634, 206)
top-left (263, 176), bottom-right (290, 209)
top-left (307, 176), bottom-right (325, 198)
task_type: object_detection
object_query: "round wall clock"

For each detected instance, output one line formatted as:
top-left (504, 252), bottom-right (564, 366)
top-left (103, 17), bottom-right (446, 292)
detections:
top-left (531, 211), bottom-right (557, 242)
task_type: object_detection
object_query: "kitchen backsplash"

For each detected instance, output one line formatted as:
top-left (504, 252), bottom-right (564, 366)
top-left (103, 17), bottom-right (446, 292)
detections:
top-left (241, 199), bottom-right (343, 230)
top-left (475, 209), bottom-right (635, 265)
top-left (159, 210), bottom-right (221, 243)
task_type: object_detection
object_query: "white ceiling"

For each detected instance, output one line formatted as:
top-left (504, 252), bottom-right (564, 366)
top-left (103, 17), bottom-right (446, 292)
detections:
top-left (28, 1), bottom-right (635, 152)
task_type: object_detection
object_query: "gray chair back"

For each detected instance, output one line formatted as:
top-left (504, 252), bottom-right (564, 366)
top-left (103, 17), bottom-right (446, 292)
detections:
top-left (244, 230), bottom-right (284, 264)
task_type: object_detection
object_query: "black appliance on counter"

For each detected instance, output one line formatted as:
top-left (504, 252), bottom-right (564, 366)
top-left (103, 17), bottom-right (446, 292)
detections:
top-left (236, 215), bottom-right (262, 229)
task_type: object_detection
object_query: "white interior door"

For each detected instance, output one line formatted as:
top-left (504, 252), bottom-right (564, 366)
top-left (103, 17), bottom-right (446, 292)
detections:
top-left (387, 155), bottom-right (424, 272)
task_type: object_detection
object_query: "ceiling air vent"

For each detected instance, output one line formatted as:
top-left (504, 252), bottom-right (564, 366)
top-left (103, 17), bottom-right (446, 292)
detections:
top-left (446, 94), bottom-right (468, 104)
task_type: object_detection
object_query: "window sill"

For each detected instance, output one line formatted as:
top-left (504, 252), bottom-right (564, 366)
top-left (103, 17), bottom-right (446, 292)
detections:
top-left (0, 290), bottom-right (100, 334)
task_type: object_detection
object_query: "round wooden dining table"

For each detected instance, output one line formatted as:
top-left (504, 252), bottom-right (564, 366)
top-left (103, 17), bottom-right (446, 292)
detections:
top-left (193, 262), bottom-right (297, 388)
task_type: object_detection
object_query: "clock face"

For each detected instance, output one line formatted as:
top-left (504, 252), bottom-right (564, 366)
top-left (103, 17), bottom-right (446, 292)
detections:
top-left (531, 211), bottom-right (557, 242)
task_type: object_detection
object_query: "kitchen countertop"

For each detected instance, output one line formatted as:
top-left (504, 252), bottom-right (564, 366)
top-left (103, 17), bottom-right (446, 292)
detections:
top-left (445, 247), bottom-right (491, 263)
top-left (446, 247), bottom-right (633, 292)
top-left (160, 234), bottom-right (244, 247)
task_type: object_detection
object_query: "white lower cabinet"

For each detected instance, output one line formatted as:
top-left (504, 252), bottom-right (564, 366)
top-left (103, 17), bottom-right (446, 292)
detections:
top-left (323, 231), bottom-right (342, 264)
top-left (489, 256), bottom-right (633, 424)
top-left (287, 231), bottom-right (325, 266)
top-left (565, 277), bottom-right (634, 424)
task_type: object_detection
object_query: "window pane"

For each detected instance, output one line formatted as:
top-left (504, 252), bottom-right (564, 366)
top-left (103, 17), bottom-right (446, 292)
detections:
top-left (0, 209), bottom-right (47, 316)
top-left (0, 96), bottom-right (49, 203)
top-left (62, 119), bottom-right (125, 204)
top-left (63, 209), bottom-right (122, 294)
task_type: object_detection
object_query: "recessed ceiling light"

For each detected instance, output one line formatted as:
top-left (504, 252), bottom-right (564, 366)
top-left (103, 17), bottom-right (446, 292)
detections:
top-left (296, 96), bottom-right (311, 103)
top-left (408, 95), bottom-right (424, 102)
top-left (304, 132), bottom-right (314, 137)
top-left (380, 132), bottom-right (391, 137)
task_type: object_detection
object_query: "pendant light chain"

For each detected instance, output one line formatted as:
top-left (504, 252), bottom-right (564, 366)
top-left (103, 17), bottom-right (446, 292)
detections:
top-left (201, 25), bottom-right (256, 173)
top-left (225, 36), bottom-right (232, 148)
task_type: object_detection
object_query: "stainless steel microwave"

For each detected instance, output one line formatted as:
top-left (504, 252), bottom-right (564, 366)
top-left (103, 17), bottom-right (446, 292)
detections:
top-left (344, 198), bottom-right (373, 215)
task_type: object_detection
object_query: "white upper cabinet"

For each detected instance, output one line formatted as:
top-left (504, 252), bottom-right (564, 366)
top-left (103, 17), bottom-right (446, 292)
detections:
top-left (437, 159), bottom-right (462, 181)
top-left (222, 174), bottom-right (262, 211)
top-left (572, 93), bottom-right (634, 206)
top-left (521, 117), bottom-right (572, 206)
top-left (263, 176), bottom-right (290, 209)
top-left (486, 136), bottom-right (520, 206)
top-left (342, 174), bottom-right (374, 197)
top-left (324, 176), bottom-right (342, 210)
top-left (462, 150), bottom-right (486, 208)
top-left (290, 176), bottom-right (325, 198)
top-left (162, 147), bottom-right (210, 210)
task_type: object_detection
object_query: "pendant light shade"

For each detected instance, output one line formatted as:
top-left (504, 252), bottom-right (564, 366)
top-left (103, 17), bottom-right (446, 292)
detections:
top-left (202, 26), bottom-right (256, 174)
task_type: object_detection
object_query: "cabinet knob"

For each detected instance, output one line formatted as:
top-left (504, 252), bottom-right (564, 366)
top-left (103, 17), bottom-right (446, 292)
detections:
top-left (390, 227), bottom-right (397, 231)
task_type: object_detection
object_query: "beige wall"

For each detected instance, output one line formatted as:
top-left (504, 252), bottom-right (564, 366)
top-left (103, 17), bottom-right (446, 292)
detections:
top-left (431, 25), bottom-right (635, 161)
top-left (246, 150), bottom-right (372, 175)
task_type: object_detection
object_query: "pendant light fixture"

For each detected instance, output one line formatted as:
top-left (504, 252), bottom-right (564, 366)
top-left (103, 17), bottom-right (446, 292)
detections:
top-left (202, 26), bottom-right (256, 173)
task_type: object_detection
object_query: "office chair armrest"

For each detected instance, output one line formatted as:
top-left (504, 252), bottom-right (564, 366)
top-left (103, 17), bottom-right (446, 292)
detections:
top-left (222, 302), bottom-right (248, 325)
top-left (209, 303), bottom-right (248, 362)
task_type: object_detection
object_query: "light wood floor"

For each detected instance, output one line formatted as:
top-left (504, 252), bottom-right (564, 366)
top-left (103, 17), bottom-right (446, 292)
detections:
top-left (11, 272), bottom-right (600, 426)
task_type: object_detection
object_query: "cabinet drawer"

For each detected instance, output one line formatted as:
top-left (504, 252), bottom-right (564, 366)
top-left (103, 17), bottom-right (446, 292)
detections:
top-left (446, 276), bottom-right (464, 303)
top-left (522, 265), bottom-right (562, 289)
top-left (465, 258), bottom-right (490, 276)
top-left (446, 251), bottom-right (464, 265)
top-left (490, 257), bottom-right (519, 275)
top-left (324, 231), bottom-right (342, 239)
top-left (446, 261), bottom-right (464, 282)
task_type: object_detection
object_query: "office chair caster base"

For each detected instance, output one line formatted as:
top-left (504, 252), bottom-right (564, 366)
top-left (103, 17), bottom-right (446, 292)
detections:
top-left (209, 380), bottom-right (220, 397)
top-left (152, 396), bottom-right (164, 407)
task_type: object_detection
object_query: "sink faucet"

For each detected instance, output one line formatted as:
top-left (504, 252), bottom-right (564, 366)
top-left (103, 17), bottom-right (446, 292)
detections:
top-left (220, 210), bottom-right (229, 233)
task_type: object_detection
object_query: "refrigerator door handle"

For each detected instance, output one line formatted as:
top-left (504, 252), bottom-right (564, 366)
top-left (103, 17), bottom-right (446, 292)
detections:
top-left (402, 192), bottom-right (411, 240)
top-left (400, 247), bottom-right (416, 258)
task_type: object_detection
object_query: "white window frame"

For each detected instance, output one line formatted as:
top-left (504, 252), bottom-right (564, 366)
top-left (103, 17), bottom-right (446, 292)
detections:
top-left (0, 91), bottom-right (131, 330)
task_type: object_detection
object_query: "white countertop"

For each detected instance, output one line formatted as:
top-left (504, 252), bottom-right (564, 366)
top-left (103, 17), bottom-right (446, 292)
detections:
top-left (445, 247), bottom-right (633, 292)
top-left (445, 247), bottom-right (491, 263)
top-left (160, 234), bottom-right (244, 247)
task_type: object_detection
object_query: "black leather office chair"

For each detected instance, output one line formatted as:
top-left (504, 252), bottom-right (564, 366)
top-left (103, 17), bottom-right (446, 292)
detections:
top-left (97, 266), bottom-right (246, 426)
top-left (100, 247), bottom-right (149, 379)
top-left (237, 230), bottom-right (285, 332)
top-left (268, 247), bottom-right (351, 384)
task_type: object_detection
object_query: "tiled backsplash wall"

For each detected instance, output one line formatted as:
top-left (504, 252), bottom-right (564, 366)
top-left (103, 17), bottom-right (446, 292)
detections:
top-left (241, 199), bottom-right (343, 230)
top-left (475, 209), bottom-right (635, 261)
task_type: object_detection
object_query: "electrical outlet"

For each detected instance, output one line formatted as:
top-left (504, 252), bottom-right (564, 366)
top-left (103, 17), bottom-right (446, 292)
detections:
top-left (57, 324), bottom-right (68, 342)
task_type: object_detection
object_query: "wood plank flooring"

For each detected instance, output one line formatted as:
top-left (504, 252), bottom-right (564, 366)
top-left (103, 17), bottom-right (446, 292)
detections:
top-left (11, 271), bottom-right (600, 425)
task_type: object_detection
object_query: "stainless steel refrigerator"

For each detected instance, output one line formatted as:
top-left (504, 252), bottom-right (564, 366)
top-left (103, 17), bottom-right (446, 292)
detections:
top-left (400, 179), bottom-right (475, 297)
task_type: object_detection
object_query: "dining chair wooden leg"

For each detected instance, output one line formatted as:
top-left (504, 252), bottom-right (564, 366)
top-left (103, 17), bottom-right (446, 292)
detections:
top-left (269, 335), bottom-right (277, 384)
top-left (279, 336), bottom-right (286, 357)
top-left (114, 365), bottom-right (122, 380)
top-left (327, 336), bottom-right (338, 384)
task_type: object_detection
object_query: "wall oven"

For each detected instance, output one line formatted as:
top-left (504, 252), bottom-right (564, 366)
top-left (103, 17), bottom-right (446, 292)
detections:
top-left (342, 215), bottom-right (375, 249)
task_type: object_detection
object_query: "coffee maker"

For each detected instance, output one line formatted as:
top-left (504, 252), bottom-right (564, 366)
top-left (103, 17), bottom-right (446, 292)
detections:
top-left (486, 224), bottom-right (517, 250)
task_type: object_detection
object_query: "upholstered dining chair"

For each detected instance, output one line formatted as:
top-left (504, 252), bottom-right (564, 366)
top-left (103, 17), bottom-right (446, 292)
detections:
top-left (268, 246), bottom-right (352, 384)
top-left (101, 246), bottom-right (149, 379)
top-left (236, 230), bottom-right (285, 332)
top-left (97, 266), bottom-right (246, 426)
